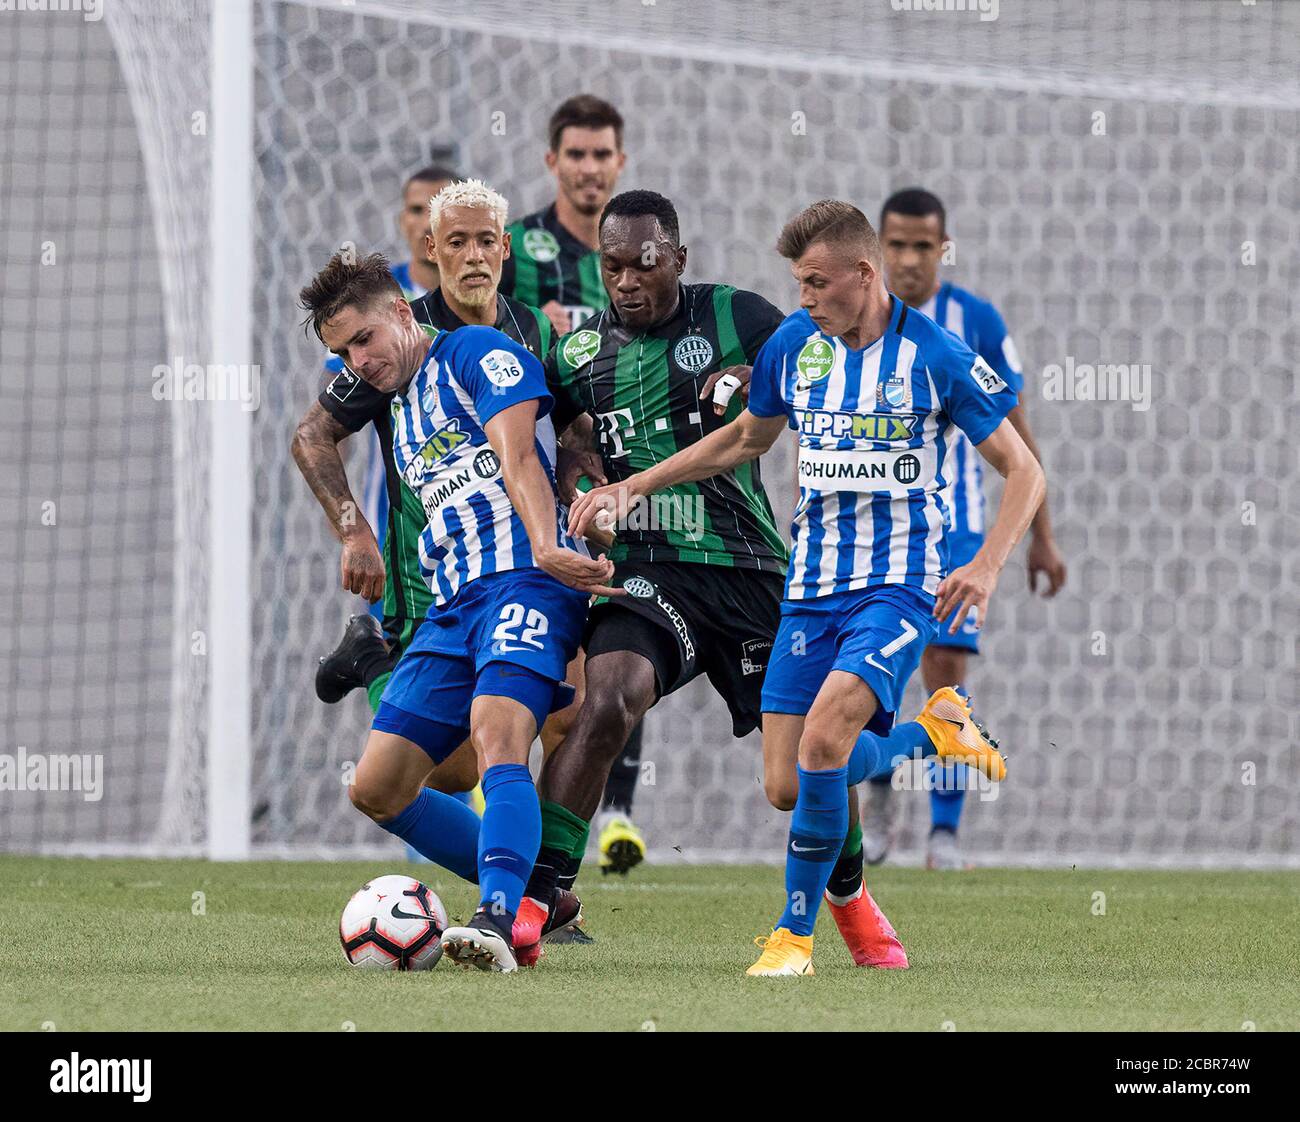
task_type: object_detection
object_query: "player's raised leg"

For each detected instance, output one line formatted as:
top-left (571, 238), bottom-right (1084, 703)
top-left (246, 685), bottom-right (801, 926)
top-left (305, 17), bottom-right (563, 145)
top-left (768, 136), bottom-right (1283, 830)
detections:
top-left (351, 663), bottom-right (483, 884)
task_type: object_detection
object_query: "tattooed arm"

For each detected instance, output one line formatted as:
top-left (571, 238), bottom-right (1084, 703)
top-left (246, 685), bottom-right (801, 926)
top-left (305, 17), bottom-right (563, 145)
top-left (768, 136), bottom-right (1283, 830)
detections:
top-left (291, 400), bottom-right (385, 603)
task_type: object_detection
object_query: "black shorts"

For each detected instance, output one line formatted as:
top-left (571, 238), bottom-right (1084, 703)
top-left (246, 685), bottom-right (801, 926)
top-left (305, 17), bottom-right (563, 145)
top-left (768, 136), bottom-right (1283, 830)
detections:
top-left (583, 560), bottom-right (784, 737)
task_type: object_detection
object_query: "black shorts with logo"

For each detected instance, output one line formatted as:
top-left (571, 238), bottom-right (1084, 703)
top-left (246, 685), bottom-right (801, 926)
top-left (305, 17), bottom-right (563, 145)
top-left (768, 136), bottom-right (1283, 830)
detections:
top-left (583, 560), bottom-right (785, 737)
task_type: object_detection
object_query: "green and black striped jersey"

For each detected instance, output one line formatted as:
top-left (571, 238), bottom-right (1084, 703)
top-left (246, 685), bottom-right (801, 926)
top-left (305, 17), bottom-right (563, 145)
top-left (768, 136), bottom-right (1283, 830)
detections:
top-left (318, 287), bottom-right (552, 649)
top-left (547, 282), bottom-right (788, 576)
top-left (501, 204), bottom-right (607, 330)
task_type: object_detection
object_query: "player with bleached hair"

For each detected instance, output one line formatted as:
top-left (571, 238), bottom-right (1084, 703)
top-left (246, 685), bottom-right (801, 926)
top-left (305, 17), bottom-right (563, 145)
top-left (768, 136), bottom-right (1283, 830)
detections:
top-left (299, 248), bottom-right (616, 973)
top-left (573, 200), bottom-right (1041, 976)
top-left (294, 179), bottom-right (567, 801)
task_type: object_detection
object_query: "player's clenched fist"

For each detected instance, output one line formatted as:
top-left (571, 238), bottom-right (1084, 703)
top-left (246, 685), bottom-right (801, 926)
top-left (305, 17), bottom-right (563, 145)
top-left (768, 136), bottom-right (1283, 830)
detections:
top-left (340, 530), bottom-right (386, 603)
top-left (534, 545), bottom-right (622, 597)
top-left (933, 557), bottom-right (999, 635)
top-left (568, 479), bottom-right (640, 541)
top-left (699, 364), bottom-right (752, 415)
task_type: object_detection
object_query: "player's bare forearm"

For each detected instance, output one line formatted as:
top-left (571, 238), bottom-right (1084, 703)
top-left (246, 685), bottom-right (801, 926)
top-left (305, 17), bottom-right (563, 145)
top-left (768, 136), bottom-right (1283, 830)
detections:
top-left (972, 419), bottom-right (1046, 573)
top-left (291, 401), bottom-right (374, 543)
top-left (568, 409), bottom-right (785, 538)
top-left (1006, 402), bottom-right (1055, 538)
top-left (933, 419), bottom-right (1044, 631)
top-left (485, 401), bottom-right (619, 595)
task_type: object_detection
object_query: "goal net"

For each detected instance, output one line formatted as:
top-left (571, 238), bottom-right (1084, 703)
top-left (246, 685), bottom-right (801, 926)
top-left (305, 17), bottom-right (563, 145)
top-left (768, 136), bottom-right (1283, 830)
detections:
top-left (2, 0), bottom-right (1296, 867)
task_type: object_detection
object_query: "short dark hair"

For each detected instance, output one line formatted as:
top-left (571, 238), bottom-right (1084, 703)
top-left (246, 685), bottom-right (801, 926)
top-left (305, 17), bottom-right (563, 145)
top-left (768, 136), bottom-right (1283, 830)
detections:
top-left (299, 252), bottom-right (401, 341)
top-left (599, 189), bottom-right (680, 246)
top-left (880, 187), bottom-right (946, 232)
top-left (776, 199), bottom-right (880, 266)
top-left (548, 94), bottom-right (624, 151)
top-left (405, 164), bottom-right (460, 190)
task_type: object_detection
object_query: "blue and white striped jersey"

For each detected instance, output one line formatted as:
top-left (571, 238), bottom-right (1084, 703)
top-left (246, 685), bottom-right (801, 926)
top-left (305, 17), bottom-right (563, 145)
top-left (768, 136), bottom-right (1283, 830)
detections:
top-left (919, 282), bottom-right (1023, 536)
top-left (323, 260), bottom-right (429, 556)
top-left (748, 297), bottom-right (1015, 601)
top-left (391, 324), bottom-right (583, 606)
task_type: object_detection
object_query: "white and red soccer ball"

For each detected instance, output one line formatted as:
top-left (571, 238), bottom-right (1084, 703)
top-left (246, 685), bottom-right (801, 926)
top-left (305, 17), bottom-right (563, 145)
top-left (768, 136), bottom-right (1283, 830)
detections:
top-left (340, 875), bottom-right (449, 971)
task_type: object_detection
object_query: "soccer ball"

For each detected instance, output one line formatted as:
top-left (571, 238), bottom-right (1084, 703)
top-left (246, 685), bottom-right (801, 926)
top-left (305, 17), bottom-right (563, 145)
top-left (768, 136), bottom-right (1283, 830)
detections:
top-left (339, 875), bottom-right (449, 971)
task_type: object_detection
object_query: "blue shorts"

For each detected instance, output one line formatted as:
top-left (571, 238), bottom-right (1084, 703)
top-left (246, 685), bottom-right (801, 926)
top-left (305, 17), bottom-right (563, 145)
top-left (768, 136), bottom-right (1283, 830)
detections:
top-left (761, 584), bottom-right (937, 733)
top-left (930, 531), bottom-right (983, 654)
top-left (373, 568), bottom-right (588, 761)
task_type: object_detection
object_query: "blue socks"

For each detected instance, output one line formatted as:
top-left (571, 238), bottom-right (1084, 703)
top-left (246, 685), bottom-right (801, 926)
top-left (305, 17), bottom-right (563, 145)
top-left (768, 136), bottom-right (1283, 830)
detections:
top-left (403, 789), bottom-right (477, 864)
top-left (930, 764), bottom-right (967, 832)
top-left (930, 686), bottom-right (972, 834)
top-left (777, 765), bottom-right (848, 937)
top-left (846, 720), bottom-right (936, 784)
top-left (476, 763), bottom-right (541, 925)
top-left (382, 787), bottom-right (481, 883)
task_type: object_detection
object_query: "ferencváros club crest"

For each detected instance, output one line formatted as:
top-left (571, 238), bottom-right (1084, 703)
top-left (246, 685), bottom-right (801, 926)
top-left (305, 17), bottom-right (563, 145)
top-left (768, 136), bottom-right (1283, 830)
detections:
top-left (622, 576), bottom-right (656, 599)
top-left (561, 329), bottom-right (602, 368)
top-left (795, 338), bottom-right (835, 383)
top-left (673, 334), bottom-right (715, 373)
top-left (522, 228), bottom-right (560, 263)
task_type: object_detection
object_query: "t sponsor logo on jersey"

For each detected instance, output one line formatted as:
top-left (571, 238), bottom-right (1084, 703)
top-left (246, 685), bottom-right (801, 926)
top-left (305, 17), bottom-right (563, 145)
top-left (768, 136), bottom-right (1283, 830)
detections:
top-left (480, 348), bottom-right (524, 387)
top-left (673, 334), bottom-right (715, 373)
top-left (522, 228), bottom-right (561, 263)
top-left (402, 420), bottom-right (469, 485)
top-left (561, 329), bottom-right (602, 369)
top-left (622, 576), bottom-right (656, 599)
top-left (969, 355), bottom-right (1007, 394)
top-left (327, 370), bottom-right (359, 402)
top-left (795, 338), bottom-right (835, 383)
top-left (563, 304), bottom-right (597, 332)
top-left (796, 409), bottom-right (918, 442)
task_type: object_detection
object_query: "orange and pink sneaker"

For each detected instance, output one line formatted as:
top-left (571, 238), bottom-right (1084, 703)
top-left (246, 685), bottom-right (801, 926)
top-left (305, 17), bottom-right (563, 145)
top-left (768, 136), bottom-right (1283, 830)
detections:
top-left (511, 889), bottom-right (587, 969)
top-left (825, 884), bottom-right (909, 969)
top-left (512, 897), bottom-right (549, 969)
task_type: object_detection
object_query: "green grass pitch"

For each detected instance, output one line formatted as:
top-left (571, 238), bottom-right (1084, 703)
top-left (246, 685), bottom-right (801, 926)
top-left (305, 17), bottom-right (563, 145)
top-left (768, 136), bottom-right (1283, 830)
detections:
top-left (3, 855), bottom-right (1296, 1032)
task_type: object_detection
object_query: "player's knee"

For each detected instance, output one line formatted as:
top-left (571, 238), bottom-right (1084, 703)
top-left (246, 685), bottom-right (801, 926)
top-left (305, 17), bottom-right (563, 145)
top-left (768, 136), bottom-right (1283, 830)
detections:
top-left (348, 773), bottom-right (409, 822)
top-left (764, 774), bottom-right (798, 812)
top-left (798, 725), bottom-right (848, 772)
top-left (573, 689), bottom-right (642, 763)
